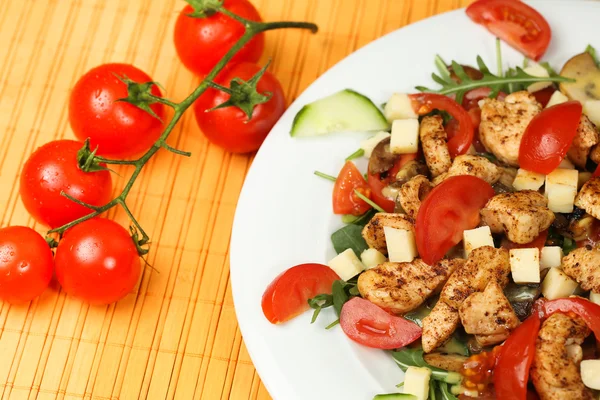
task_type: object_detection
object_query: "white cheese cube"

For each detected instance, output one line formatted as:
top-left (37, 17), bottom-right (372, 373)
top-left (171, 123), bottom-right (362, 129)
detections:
top-left (384, 93), bottom-right (417, 122)
top-left (540, 246), bottom-right (563, 270)
top-left (566, 344), bottom-right (583, 362)
top-left (463, 226), bottom-right (495, 257)
top-left (524, 63), bottom-right (552, 93)
top-left (542, 267), bottom-right (579, 300)
top-left (512, 169), bottom-right (545, 191)
top-left (579, 172), bottom-right (593, 190)
top-left (590, 292), bottom-right (600, 305)
top-left (361, 131), bottom-right (390, 158)
top-left (545, 168), bottom-right (579, 213)
top-left (403, 366), bottom-right (431, 400)
top-left (581, 360), bottom-right (600, 390)
top-left (510, 248), bottom-right (541, 283)
top-left (584, 100), bottom-right (600, 128)
top-left (546, 90), bottom-right (569, 108)
top-left (558, 158), bottom-right (575, 169)
top-left (384, 226), bottom-right (418, 263)
top-left (328, 249), bottom-right (365, 281)
top-left (390, 119), bottom-right (419, 154)
top-left (360, 248), bottom-right (387, 270)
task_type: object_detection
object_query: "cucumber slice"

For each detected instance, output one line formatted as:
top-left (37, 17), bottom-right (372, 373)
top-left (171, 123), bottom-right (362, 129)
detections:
top-left (373, 394), bottom-right (417, 400)
top-left (291, 89), bottom-right (389, 137)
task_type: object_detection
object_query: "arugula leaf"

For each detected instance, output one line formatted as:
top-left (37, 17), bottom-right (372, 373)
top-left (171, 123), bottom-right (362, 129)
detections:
top-left (587, 44), bottom-right (599, 67)
top-left (392, 349), bottom-right (462, 384)
top-left (332, 280), bottom-right (349, 316)
top-left (314, 170), bottom-right (337, 182)
top-left (307, 293), bottom-right (333, 323)
top-left (438, 382), bottom-right (458, 400)
top-left (346, 148), bottom-right (365, 161)
top-left (331, 224), bottom-right (369, 256)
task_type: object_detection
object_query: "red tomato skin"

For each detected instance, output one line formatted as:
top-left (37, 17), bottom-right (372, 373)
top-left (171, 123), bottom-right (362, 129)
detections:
top-left (19, 140), bottom-right (113, 229)
top-left (466, 0), bottom-right (551, 61)
top-left (416, 176), bottom-right (495, 265)
top-left (261, 263), bottom-right (340, 324)
top-left (531, 86), bottom-right (556, 108)
top-left (193, 63), bottom-right (286, 153)
top-left (55, 219), bottom-right (141, 305)
top-left (333, 161), bottom-right (372, 216)
top-left (0, 226), bottom-right (53, 304)
top-left (174, 1), bottom-right (264, 76)
top-left (340, 297), bottom-right (422, 349)
top-left (541, 298), bottom-right (600, 339)
top-left (69, 63), bottom-right (164, 158)
top-left (519, 101), bottom-right (582, 174)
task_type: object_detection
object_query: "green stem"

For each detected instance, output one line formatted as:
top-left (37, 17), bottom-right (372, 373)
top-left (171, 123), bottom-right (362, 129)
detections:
top-left (434, 75), bottom-right (571, 96)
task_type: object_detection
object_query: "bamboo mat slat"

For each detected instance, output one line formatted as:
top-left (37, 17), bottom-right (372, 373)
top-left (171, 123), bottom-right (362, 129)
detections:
top-left (0, 0), bottom-right (473, 399)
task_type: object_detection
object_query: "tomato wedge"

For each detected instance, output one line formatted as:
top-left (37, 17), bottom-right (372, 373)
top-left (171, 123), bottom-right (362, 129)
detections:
top-left (367, 154), bottom-right (417, 213)
top-left (262, 263), bottom-right (340, 324)
top-left (339, 297), bottom-right (422, 349)
top-left (494, 314), bottom-right (541, 400)
top-left (541, 297), bottom-right (600, 339)
top-left (333, 161), bottom-right (372, 216)
top-left (416, 176), bottom-right (495, 265)
top-left (466, 0), bottom-right (551, 61)
top-left (410, 93), bottom-right (474, 157)
top-left (519, 101), bottom-right (583, 174)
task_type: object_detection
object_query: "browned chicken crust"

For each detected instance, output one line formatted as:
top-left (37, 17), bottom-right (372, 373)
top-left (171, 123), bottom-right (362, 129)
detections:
top-left (575, 177), bottom-right (600, 220)
top-left (568, 115), bottom-right (599, 169)
top-left (398, 175), bottom-right (432, 219)
top-left (361, 213), bottom-right (414, 255)
top-left (562, 246), bottom-right (600, 292)
top-left (433, 155), bottom-right (501, 186)
top-left (419, 115), bottom-right (452, 178)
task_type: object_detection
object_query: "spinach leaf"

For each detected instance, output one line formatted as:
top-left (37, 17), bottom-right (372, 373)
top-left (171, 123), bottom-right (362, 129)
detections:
top-left (331, 224), bottom-right (369, 256)
top-left (439, 382), bottom-right (458, 400)
top-left (563, 237), bottom-right (577, 255)
top-left (351, 208), bottom-right (377, 227)
top-left (332, 280), bottom-right (349, 316)
top-left (308, 279), bottom-right (360, 325)
top-left (404, 304), bottom-right (432, 327)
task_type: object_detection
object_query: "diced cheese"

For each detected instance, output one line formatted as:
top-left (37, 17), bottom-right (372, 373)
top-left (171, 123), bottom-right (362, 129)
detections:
top-left (580, 360), bottom-right (600, 390)
top-left (328, 249), bottom-right (365, 281)
top-left (390, 119), bottom-right (420, 154)
top-left (558, 158), bottom-right (575, 169)
top-left (384, 93), bottom-right (418, 122)
top-left (541, 267), bottom-right (579, 300)
top-left (360, 248), bottom-right (387, 270)
top-left (403, 366), bottom-right (431, 400)
top-left (512, 169), bottom-right (545, 191)
top-left (584, 100), bottom-right (600, 127)
top-left (463, 226), bottom-right (495, 257)
top-left (540, 246), bottom-right (563, 270)
top-left (546, 90), bottom-right (569, 108)
top-left (545, 168), bottom-right (579, 213)
top-left (524, 63), bottom-right (552, 93)
top-left (590, 292), bottom-right (600, 305)
top-left (384, 226), bottom-right (418, 263)
top-left (361, 131), bottom-right (391, 158)
top-left (510, 248), bottom-right (540, 284)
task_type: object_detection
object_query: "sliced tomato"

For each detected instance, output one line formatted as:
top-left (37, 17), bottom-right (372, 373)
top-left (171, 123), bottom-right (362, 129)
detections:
top-left (519, 101), bottom-right (583, 174)
top-left (466, 0), bottom-right (551, 61)
top-left (593, 164), bottom-right (600, 178)
top-left (541, 297), bottom-right (600, 339)
top-left (531, 86), bottom-right (556, 108)
top-left (262, 263), bottom-right (340, 324)
top-left (416, 176), bottom-right (495, 265)
top-left (493, 314), bottom-right (541, 400)
top-left (410, 93), bottom-right (474, 157)
top-left (367, 154), bottom-right (417, 213)
top-left (339, 297), bottom-right (422, 349)
top-left (333, 161), bottom-right (371, 216)
top-left (502, 229), bottom-right (548, 250)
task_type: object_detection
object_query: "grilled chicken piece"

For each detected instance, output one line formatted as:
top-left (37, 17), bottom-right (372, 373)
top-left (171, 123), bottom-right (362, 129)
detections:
top-left (423, 353), bottom-right (467, 373)
top-left (433, 155), bottom-right (501, 186)
top-left (481, 191), bottom-right (555, 244)
top-left (531, 314), bottom-right (593, 400)
top-left (357, 259), bottom-right (463, 314)
top-left (498, 167), bottom-right (517, 190)
top-left (575, 177), bottom-right (600, 220)
top-left (479, 91), bottom-right (542, 166)
top-left (562, 246), bottom-right (600, 292)
top-left (422, 247), bottom-right (510, 352)
top-left (398, 175), bottom-right (432, 219)
top-left (362, 213), bottom-right (414, 255)
top-left (568, 115), bottom-right (599, 169)
top-left (459, 281), bottom-right (520, 346)
top-left (590, 143), bottom-right (600, 165)
top-left (420, 115), bottom-right (452, 178)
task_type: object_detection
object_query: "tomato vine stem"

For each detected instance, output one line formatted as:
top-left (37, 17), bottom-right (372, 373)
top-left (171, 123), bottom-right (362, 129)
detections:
top-left (47, 7), bottom-right (318, 254)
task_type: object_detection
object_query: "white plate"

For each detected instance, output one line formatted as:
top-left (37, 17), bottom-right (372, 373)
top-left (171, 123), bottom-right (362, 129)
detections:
top-left (230, 2), bottom-right (599, 399)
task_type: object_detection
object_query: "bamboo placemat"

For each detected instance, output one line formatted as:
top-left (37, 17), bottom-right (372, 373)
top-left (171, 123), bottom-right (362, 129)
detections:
top-left (0, 0), bottom-right (473, 399)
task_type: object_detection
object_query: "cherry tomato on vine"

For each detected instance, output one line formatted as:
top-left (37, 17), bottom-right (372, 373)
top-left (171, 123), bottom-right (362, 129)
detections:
top-left (193, 62), bottom-right (286, 153)
top-left (174, 0), bottom-right (264, 76)
top-left (20, 140), bottom-right (113, 229)
top-left (55, 219), bottom-right (141, 305)
top-left (0, 226), bottom-right (54, 304)
top-left (69, 63), bottom-right (165, 158)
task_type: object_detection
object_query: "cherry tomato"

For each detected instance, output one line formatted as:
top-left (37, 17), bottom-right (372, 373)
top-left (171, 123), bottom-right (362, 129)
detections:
top-left (174, 0), bottom-right (264, 76)
top-left (262, 263), bottom-right (340, 324)
top-left (531, 86), bottom-right (556, 108)
top-left (20, 140), bottom-right (113, 229)
top-left (519, 101), bottom-right (582, 174)
top-left (0, 226), bottom-right (53, 304)
top-left (367, 154), bottom-right (417, 213)
top-left (193, 63), bottom-right (286, 153)
top-left (333, 161), bottom-right (372, 216)
top-left (502, 229), bottom-right (548, 250)
top-left (55, 219), bottom-right (141, 305)
top-left (410, 93), bottom-right (474, 157)
top-left (466, 0), bottom-right (551, 61)
top-left (416, 176), bottom-right (495, 265)
top-left (69, 63), bottom-right (165, 158)
top-left (339, 297), bottom-right (422, 349)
